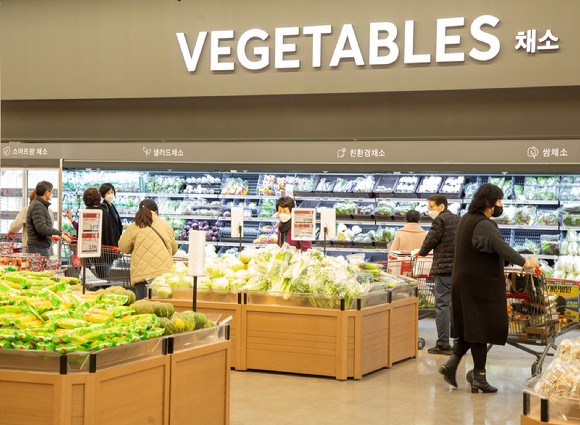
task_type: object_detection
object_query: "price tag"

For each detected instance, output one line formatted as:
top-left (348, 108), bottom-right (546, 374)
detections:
top-left (78, 210), bottom-right (102, 258)
top-left (356, 221), bottom-right (363, 225)
top-left (292, 209), bottom-right (316, 241)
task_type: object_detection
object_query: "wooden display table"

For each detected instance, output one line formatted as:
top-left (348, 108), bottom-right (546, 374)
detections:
top-left (521, 390), bottom-right (580, 425)
top-left (168, 289), bottom-right (243, 371)
top-left (159, 288), bottom-right (418, 380)
top-left (0, 326), bottom-right (231, 425)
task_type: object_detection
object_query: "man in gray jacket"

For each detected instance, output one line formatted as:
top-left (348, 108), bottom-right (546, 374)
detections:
top-left (418, 195), bottom-right (460, 355)
top-left (26, 181), bottom-right (71, 257)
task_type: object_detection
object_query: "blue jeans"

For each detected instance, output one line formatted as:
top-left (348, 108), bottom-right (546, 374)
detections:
top-left (27, 245), bottom-right (51, 258)
top-left (434, 275), bottom-right (452, 347)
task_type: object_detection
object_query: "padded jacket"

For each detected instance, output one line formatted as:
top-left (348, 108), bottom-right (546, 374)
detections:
top-left (26, 196), bottom-right (61, 249)
top-left (418, 210), bottom-right (460, 275)
top-left (118, 215), bottom-right (178, 286)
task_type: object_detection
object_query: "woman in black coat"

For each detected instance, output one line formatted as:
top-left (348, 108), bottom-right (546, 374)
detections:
top-left (99, 183), bottom-right (124, 246)
top-left (439, 184), bottom-right (539, 393)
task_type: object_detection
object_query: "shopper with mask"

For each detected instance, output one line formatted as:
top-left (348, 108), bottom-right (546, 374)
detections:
top-left (100, 183), bottom-right (123, 246)
top-left (26, 181), bottom-right (72, 258)
top-left (275, 196), bottom-right (311, 251)
top-left (9, 190), bottom-right (55, 254)
top-left (418, 194), bottom-right (460, 356)
top-left (119, 199), bottom-right (178, 300)
top-left (439, 183), bottom-right (539, 393)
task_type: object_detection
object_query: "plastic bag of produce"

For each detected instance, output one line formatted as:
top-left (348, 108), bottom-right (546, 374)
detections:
top-left (464, 183), bottom-right (479, 199)
top-left (354, 176), bottom-right (375, 192)
top-left (540, 234), bottom-right (560, 256)
top-left (515, 206), bottom-right (537, 225)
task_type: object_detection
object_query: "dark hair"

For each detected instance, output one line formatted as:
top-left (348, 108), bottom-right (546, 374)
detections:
top-left (135, 199), bottom-right (158, 228)
top-left (468, 183), bottom-right (504, 214)
top-left (406, 210), bottom-right (420, 223)
top-left (99, 183), bottom-right (116, 198)
top-left (276, 196), bottom-right (295, 211)
top-left (427, 194), bottom-right (448, 209)
top-left (83, 188), bottom-right (101, 207)
top-left (29, 190), bottom-right (36, 204)
top-left (35, 181), bottom-right (53, 196)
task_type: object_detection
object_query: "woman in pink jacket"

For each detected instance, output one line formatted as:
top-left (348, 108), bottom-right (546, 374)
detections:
top-left (389, 210), bottom-right (427, 252)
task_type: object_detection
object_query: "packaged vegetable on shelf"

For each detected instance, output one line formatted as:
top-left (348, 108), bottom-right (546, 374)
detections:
top-left (560, 185), bottom-right (580, 202)
top-left (540, 234), bottom-right (560, 256)
top-left (417, 176), bottom-right (442, 193)
top-left (295, 175), bottom-right (316, 192)
top-left (221, 177), bottom-right (249, 195)
top-left (393, 202), bottom-right (419, 218)
top-left (463, 182), bottom-right (480, 199)
top-left (490, 205), bottom-right (515, 225)
top-left (333, 178), bottom-right (356, 193)
top-left (395, 176), bottom-right (418, 194)
top-left (513, 239), bottom-right (540, 254)
top-left (333, 201), bottom-right (356, 215)
top-left (374, 201), bottom-right (396, 216)
top-left (562, 212), bottom-right (580, 227)
top-left (515, 205), bottom-right (537, 225)
top-left (536, 210), bottom-right (559, 226)
top-left (353, 176), bottom-right (375, 193)
top-left (538, 260), bottom-right (554, 278)
top-left (315, 177), bottom-right (335, 192)
top-left (440, 176), bottom-right (464, 194)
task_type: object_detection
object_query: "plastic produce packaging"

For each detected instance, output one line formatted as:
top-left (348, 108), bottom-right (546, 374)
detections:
top-left (440, 176), bottom-right (465, 194)
top-left (295, 175), bottom-right (316, 192)
top-left (315, 178), bottom-right (334, 192)
top-left (536, 210), bottom-right (559, 226)
top-left (374, 201), bottom-right (396, 216)
top-left (418, 176), bottom-right (442, 193)
top-left (353, 176), bottom-right (375, 192)
top-left (541, 234), bottom-right (560, 256)
top-left (395, 176), bottom-right (418, 193)
top-left (334, 178), bottom-right (355, 193)
top-left (515, 205), bottom-right (537, 226)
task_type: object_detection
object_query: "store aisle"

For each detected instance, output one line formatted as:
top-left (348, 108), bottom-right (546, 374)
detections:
top-left (230, 319), bottom-right (580, 425)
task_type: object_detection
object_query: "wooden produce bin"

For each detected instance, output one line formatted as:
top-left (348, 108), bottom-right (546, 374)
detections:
top-left (158, 289), bottom-right (244, 371)
top-left (240, 291), bottom-right (418, 380)
top-left (521, 391), bottom-right (580, 425)
top-left (0, 325), bottom-right (231, 425)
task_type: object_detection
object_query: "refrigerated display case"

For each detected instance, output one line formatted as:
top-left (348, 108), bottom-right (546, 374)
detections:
top-left (1, 168), bottom-right (60, 234)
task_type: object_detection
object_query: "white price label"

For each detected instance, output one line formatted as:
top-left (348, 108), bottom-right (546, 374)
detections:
top-left (78, 210), bottom-right (103, 258)
top-left (292, 208), bottom-right (316, 241)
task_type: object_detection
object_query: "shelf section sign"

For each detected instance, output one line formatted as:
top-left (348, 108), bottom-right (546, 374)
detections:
top-left (78, 210), bottom-right (102, 258)
top-left (292, 208), bottom-right (316, 241)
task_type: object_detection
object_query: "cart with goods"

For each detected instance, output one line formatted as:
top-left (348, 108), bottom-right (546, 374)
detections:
top-left (149, 245), bottom-right (420, 379)
top-left (0, 266), bottom-right (231, 425)
top-left (412, 254), bottom-right (436, 350)
top-left (62, 242), bottom-right (131, 289)
top-left (501, 268), bottom-right (579, 376)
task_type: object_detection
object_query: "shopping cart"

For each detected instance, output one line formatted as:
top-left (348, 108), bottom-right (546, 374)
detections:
top-left (412, 254), bottom-right (435, 350)
top-left (63, 243), bottom-right (131, 289)
top-left (499, 268), bottom-right (579, 376)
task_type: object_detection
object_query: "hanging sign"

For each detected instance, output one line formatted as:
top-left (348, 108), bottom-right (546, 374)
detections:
top-left (77, 210), bottom-right (102, 258)
top-left (291, 208), bottom-right (316, 241)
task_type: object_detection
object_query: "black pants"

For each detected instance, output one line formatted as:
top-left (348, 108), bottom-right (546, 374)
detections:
top-left (454, 337), bottom-right (487, 370)
top-left (135, 282), bottom-right (147, 300)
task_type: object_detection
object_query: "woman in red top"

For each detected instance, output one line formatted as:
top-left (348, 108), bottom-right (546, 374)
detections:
top-left (276, 196), bottom-right (311, 252)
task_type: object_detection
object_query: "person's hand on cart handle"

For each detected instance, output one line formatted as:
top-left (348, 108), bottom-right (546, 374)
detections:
top-left (523, 258), bottom-right (539, 269)
top-left (61, 232), bottom-right (72, 244)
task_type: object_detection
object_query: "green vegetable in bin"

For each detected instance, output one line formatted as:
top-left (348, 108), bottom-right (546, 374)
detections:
top-left (464, 183), bottom-right (479, 199)
top-left (515, 206), bottom-right (537, 225)
top-left (525, 177), bottom-right (538, 186)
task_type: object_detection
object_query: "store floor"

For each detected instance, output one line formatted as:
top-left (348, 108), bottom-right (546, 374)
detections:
top-left (230, 318), bottom-right (580, 425)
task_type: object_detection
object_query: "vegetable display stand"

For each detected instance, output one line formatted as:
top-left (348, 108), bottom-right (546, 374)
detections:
top-left (158, 289), bottom-right (243, 371)
top-left (521, 391), bottom-right (580, 425)
top-left (0, 325), bottom-right (231, 425)
top-left (239, 289), bottom-right (418, 380)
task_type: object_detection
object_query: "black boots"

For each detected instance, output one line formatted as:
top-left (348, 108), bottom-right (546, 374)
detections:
top-left (466, 369), bottom-right (498, 393)
top-left (439, 354), bottom-right (461, 388)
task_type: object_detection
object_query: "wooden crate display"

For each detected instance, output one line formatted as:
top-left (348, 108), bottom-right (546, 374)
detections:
top-left (240, 295), bottom-right (418, 380)
top-left (163, 293), bottom-right (243, 371)
top-left (0, 339), bottom-right (230, 425)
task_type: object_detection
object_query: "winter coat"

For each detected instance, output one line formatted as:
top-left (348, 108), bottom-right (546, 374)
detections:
top-left (118, 215), bottom-right (178, 286)
top-left (101, 202), bottom-right (123, 246)
top-left (26, 196), bottom-right (61, 249)
top-left (10, 205), bottom-right (54, 248)
top-left (451, 213), bottom-right (508, 345)
top-left (278, 224), bottom-right (312, 252)
top-left (389, 223), bottom-right (427, 252)
top-left (418, 210), bottom-right (460, 275)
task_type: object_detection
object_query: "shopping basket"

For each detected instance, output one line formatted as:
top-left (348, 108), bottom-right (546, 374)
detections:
top-left (63, 243), bottom-right (131, 289)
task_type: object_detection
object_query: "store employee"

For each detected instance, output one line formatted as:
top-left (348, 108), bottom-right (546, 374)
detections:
top-left (276, 196), bottom-right (311, 252)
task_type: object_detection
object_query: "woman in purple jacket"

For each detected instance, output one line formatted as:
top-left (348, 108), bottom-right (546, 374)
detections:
top-left (276, 196), bottom-right (312, 252)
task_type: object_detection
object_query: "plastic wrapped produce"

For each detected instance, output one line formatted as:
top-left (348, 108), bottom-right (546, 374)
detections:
top-left (562, 212), bottom-right (580, 227)
top-left (538, 176), bottom-right (559, 186)
top-left (538, 260), bottom-right (554, 278)
top-left (374, 201), bottom-right (396, 216)
top-left (333, 178), bottom-right (355, 193)
top-left (315, 178), bottom-right (334, 192)
top-left (440, 176), bottom-right (464, 194)
top-left (540, 234), bottom-right (560, 255)
top-left (395, 176), bottom-right (418, 193)
top-left (418, 176), bottom-right (442, 193)
top-left (393, 202), bottom-right (419, 218)
top-left (353, 176), bottom-right (375, 192)
top-left (515, 205), bottom-right (537, 225)
top-left (536, 210), bottom-right (559, 226)
top-left (525, 177), bottom-right (538, 186)
top-left (490, 205), bottom-right (515, 225)
top-left (295, 175), bottom-right (316, 192)
top-left (221, 177), bottom-right (249, 195)
top-left (333, 201), bottom-right (355, 215)
top-left (463, 183), bottom-right (480, 199)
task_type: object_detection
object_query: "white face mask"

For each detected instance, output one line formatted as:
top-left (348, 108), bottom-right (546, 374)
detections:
top-left (428, 210), bottom-right (440, 219)
top-left (279, 213), bottom-right (292, 223)
top-left (105, 194), bottom-right (115, 203)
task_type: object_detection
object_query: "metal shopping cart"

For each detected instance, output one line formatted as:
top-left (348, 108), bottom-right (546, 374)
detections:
top-left (62, 243), bottom-right (131, 289)
top-left (499, 268), bottom-right (580, 376)
top-left (412, 254), bottom-right (435, 350)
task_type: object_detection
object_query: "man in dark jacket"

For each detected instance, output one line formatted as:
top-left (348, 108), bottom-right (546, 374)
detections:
top-left (26, 181), bottom-right (71, 257)
top-left (418, 194), bottom-right (460, 355)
